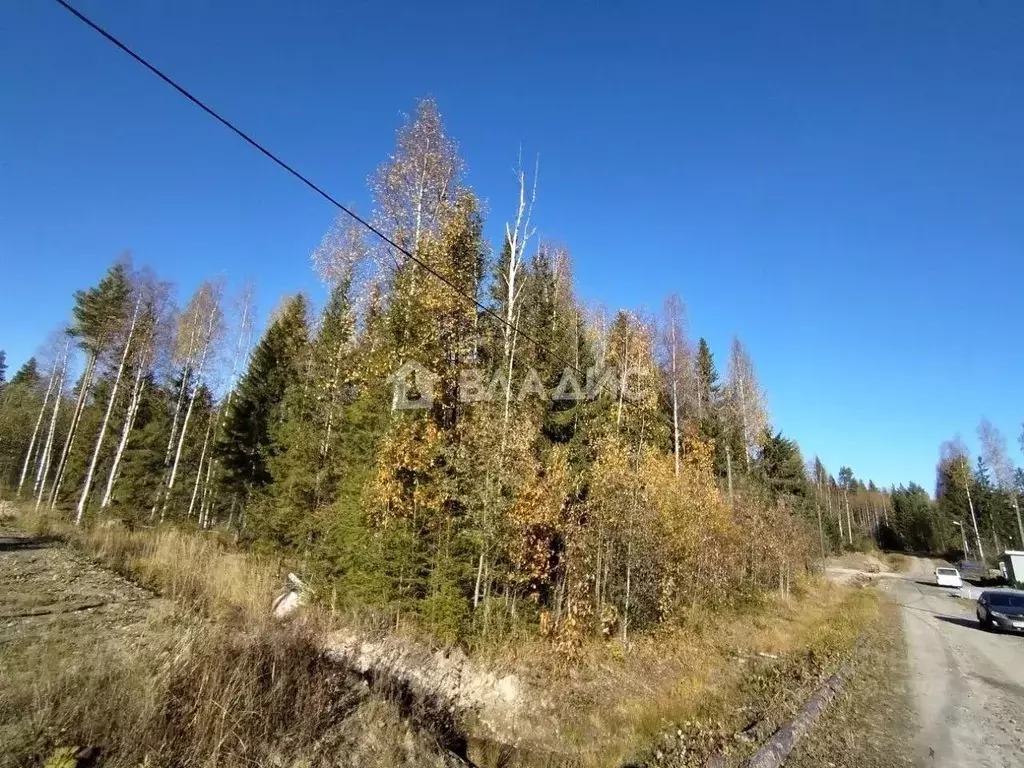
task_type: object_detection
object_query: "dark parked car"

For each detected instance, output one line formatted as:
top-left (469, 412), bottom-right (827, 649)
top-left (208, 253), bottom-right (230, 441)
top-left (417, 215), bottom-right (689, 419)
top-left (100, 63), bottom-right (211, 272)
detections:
top-left (976, 591), bottom-right (1024, 632)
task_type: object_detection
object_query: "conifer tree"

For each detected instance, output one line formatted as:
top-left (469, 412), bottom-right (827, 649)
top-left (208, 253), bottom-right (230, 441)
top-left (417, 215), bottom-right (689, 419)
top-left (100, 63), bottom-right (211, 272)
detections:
top-left (258, 278), bottom-right (363, 550)
top-left (218, 293), bottom-right (310, 515)
top-left (521, 245), bottom-right (586, 445)
top-left (0, 358), bottom-right (45, 486)
top-left (757, 430), bottom-right (809, 499)
top-left (48, 260), bottom-right (132, 507)
top-left (939, 438), bottom-right (984, 560)
top-left (9, 358), bottom-right (41, 389)
top-left (694, 338), bottom-right (718, 417)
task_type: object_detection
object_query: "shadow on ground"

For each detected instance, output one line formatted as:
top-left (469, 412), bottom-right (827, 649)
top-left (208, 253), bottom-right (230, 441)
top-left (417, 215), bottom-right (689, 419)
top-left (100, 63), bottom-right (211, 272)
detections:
top-left (934, 615), bottom-right (979, 630)
top-left (0, 535), bottom-right (62, 552)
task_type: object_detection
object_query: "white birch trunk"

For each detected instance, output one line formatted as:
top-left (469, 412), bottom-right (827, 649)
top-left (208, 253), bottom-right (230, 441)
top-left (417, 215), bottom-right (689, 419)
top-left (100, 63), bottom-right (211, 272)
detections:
top-left (815, 501), bottom-right (826, 557)
top-left (164, 292), bottom-right (222, 513)
top-left (151, 321), bottom-right (199, 519)
top-left (473, 550), bottom-right (485, 610)
top-left (498, 159), bottom-right (535, 444)
top-left (201, 294), bottom-right (251, 525)
top-left (186, 410), bottom-right (214, 519)
top-left (670, 322), bottom-right (680, 477)
top-left (830, 487), bottom-right (841, 542)
top-left (963, 459), bottom-right (984, 561)
top-left (165, 313), bottom-right (200, 465)
top-left (100, 359), bottom-right (147, 509)
top-left (166, 319), bottom-right (214, 497)
top-left (75, 299), bottom-right (141, 523)
top-left (845, 490), bottom-right (854, 545)
top-left (49, 353), bottom-right (96, 508)
top-left (621, 538), bottom-right (632, 644)
top-left (34, 342), bottom-right (70, 502)
top-left (737, 372), bottom-right (751, 472)
top-left (615, 327), bottom-right (633, 431)
top-left (17, 360), bottom-right (58, 496)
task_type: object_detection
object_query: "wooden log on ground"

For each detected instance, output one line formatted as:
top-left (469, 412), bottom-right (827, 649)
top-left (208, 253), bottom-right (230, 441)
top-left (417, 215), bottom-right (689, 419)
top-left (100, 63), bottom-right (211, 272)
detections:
top-left (743, 671), bottom-right (845, 768)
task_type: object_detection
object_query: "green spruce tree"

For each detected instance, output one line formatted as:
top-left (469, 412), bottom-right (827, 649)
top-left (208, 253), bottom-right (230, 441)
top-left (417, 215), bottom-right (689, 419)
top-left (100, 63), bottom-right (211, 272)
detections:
top-left (218, 294), bottom-right (310, 518)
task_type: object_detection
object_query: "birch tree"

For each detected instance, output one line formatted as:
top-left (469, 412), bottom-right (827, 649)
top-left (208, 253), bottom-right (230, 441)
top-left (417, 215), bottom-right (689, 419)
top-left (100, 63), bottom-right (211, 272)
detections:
top-left (371, 98), bottom-right (463, 265)
top-left (200, 282), bottom-right (256, 526)
top-left (16, 349), bottom-right (60, 496)
top-left (838, 466), bottom-right (855, 545)
top-left (99, 275), bottom-right (174, 510)
top-left (659, 293), bottom-right (692, 477)
top-left (75, 290), bottom-right (143, 523)
top-left (497, 154), bottom-right (538, 443)
top-left (978, 418), bottom-right (1024, 548)
top-left (34, 339), bottom-right (70, 503)
top-left (725, 337), bottom-right (769, 472)
top-left (162, 281), bottom-right (224, 514)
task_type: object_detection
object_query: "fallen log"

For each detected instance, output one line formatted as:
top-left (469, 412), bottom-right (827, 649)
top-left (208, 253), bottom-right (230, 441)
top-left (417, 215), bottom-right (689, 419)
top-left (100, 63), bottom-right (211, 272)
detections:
top-left (743, 669), bottom-right (845, 768)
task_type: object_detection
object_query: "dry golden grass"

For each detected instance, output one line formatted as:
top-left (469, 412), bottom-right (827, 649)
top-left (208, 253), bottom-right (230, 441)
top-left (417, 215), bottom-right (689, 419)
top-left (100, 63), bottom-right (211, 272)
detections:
top-left (9, 506), bottom-right (879, 767)
top-left (1, 509), bottom-right (465, 768)
top-left (1, 611), bottom-right (462, 767)
top-left (25, 509), bottom-right (279, 621)
top-left (469, 577), bottom-right (878, 766)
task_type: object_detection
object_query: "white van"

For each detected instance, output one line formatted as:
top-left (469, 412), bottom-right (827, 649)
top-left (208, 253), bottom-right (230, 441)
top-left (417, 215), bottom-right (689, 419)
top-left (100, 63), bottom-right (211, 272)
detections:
top-left (935, 567), bottom-right (963, 588)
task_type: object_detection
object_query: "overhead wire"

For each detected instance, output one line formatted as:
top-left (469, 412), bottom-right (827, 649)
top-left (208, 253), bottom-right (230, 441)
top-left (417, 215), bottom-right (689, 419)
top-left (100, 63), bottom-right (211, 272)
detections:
top-left (50, 0), bottom-right (637, 401)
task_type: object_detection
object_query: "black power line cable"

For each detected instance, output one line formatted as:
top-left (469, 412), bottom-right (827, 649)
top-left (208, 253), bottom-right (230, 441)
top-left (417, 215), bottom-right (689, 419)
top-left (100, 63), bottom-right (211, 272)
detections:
top-left (50, 0), bottom-right (631, 399)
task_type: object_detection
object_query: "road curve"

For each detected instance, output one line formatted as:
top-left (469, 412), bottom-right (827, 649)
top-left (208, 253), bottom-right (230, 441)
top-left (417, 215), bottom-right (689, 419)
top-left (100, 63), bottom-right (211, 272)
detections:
top-left (885, 558), bottom-right (1024, 767)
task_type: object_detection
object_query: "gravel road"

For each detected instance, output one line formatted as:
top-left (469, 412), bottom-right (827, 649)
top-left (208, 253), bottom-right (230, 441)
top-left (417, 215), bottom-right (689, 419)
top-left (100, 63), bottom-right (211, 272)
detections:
top-left (886, 557), bottom-right (1024, 767)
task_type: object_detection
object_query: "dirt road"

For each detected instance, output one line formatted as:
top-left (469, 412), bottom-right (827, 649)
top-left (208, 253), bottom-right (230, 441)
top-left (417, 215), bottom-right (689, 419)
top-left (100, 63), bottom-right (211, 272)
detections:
top-left (886, 557), bottom-right (1024, 767)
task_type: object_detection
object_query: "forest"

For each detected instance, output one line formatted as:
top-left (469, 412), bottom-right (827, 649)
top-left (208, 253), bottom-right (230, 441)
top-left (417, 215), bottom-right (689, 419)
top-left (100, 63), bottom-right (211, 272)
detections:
top-left (1, 99), bottom-right (1011, 645)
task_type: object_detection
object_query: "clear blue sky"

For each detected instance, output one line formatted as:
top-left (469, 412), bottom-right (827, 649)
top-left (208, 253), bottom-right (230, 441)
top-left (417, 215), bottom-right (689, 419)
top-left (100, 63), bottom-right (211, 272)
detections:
top-left (2, 1), bottom-right (1022, 490)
